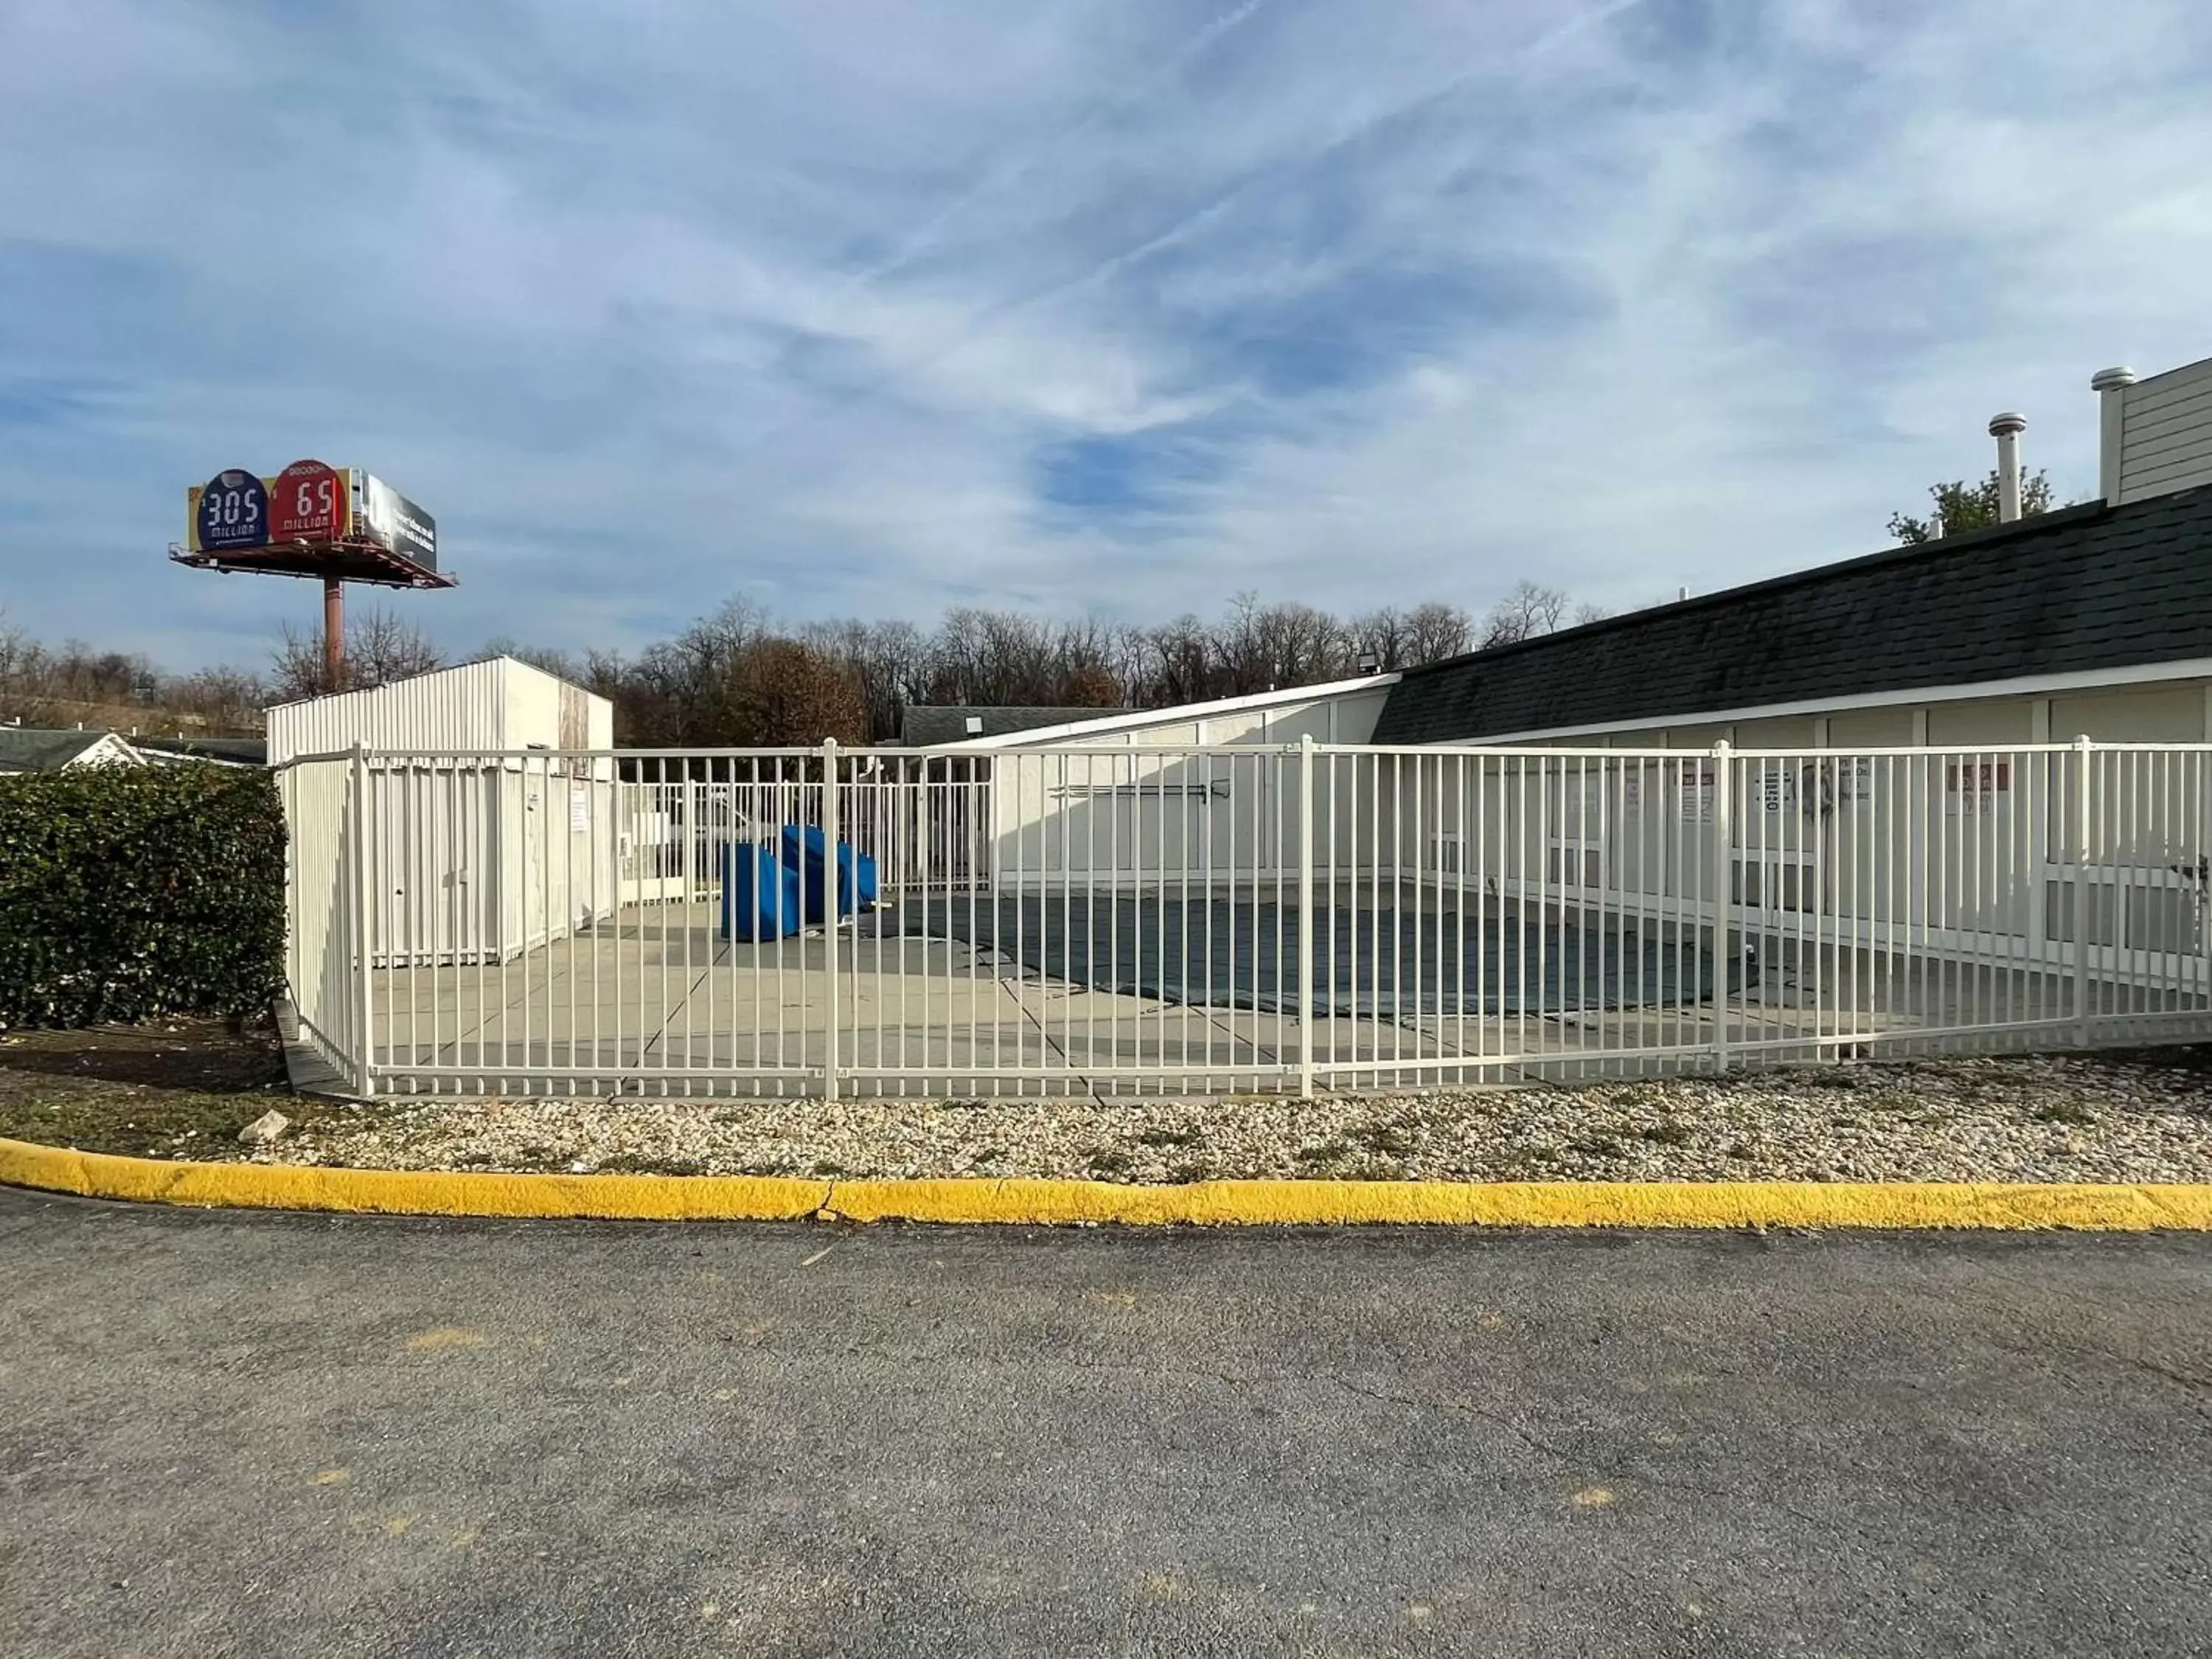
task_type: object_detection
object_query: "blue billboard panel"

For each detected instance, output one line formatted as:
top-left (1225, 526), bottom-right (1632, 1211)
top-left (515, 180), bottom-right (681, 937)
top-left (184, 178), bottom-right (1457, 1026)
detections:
top-left (194, 470), bottom-right (269, 552)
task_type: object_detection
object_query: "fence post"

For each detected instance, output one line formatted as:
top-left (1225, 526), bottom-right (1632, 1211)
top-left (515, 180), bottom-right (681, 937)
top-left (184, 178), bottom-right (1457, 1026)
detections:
top-left (822, 738), bottom-right (841, 1102)
top-left (349, 741), bottom-right (375, 1099)
top-left (1710, 740), bottom-right (1733, 1073)
top-left (1298, 734), bottom-right (1315, 1099)
top-left (2074, 734), bottom-right (2094, 1048)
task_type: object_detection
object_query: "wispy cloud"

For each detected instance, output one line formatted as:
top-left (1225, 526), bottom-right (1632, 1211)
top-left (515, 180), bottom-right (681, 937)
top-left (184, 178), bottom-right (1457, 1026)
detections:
top-left (2, 0), bottom-right (2209, 668)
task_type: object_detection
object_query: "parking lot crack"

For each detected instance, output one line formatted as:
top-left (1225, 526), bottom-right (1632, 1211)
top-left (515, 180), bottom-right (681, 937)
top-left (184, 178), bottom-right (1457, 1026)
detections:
top-left (1126, 1359), bottom-right (1837, 1532)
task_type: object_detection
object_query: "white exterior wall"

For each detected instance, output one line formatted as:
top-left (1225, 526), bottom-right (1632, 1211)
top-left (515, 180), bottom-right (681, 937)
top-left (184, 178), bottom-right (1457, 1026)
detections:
top-left (268, 656), bottom-right (614, 761)
top-left (2115, 356), bottom-right (2212, 504)
top-left (1101, 686), bottom-right (1391, 748)
top-left (270, 658), bottom-right (507, 763)
top-left (981, 685), bottom-right (1393, 885)
top-left (1458, 675), bottom-right (2212, 753)
top-left (274, 659), bottom-right (617, 963)
top-left (1371, 672), bottom-right (2212, 966)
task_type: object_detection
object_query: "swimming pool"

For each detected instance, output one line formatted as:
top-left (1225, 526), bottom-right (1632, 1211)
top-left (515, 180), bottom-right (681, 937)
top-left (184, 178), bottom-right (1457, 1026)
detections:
top-left (888, 894), bottom-right (1728, 1017)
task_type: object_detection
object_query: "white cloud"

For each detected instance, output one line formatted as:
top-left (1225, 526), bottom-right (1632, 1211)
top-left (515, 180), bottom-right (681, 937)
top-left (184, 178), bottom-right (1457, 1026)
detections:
top-left (1, 0), bottom-right (2208, 669)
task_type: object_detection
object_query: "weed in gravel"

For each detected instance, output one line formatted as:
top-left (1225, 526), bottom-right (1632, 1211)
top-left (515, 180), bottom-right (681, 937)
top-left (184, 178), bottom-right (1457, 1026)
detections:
top-left (1568, 1134), bottom-right (1623, 1158)
top-left (1136, 1124), bottom-right (1202, 1148)
top-left (1085, 1147), bottom-right (1134, 1177)
top-left (1167, 1161), bottom-right (1211, 1185)
top-left (1722, 1141), bottom-right (1755, 1161)
top-left (1865, 1093), bottom-right (1926, 1113)
top-left (1294, 1139), bottom-right (1352, 1166)
top-left (1353, 1121), bottom-right (1416, 1157)
top-left (2032, 1101), bottom-right (2099, 1127)
top-left (1801, 1071), bottom-right (1871, 1092)
top-left (810, 1159), bottom-right (846, 1177)
top-left (1636, 1122), bottom-right (1693, 1147)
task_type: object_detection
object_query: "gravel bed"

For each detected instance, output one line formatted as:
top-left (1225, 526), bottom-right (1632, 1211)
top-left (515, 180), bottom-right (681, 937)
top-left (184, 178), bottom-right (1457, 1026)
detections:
top-left (237, 1051), bottom-right (2212, 1184)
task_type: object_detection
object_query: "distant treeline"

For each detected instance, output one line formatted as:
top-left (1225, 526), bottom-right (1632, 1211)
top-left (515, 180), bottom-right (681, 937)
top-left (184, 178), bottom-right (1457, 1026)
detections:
top-left (495, 582), bottom-right (1608, 746)
top-left (0, 580), bottom-right (1610, 746)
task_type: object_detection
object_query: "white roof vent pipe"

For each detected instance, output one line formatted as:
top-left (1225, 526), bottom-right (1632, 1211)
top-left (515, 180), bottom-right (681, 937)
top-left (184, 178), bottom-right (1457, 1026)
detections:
top-left (2091, 366), bottom-right (2136, 501)
top-left (1989, 411), bottom-right (2028, 523)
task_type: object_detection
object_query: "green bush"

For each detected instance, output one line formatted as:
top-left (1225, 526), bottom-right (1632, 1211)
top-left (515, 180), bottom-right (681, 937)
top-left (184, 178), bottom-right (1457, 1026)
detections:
top-left (0, 765), bottom-right (286, 1029)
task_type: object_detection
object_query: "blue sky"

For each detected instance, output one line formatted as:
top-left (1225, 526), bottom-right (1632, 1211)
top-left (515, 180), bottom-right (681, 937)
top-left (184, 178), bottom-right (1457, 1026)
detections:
top-left (4, 0), bottom-right (2210, 672)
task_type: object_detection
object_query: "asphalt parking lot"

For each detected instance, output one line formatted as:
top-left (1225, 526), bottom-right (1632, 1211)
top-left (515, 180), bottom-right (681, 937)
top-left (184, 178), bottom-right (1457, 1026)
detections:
top-left (2, 1188), bottom-right (2208, 1658)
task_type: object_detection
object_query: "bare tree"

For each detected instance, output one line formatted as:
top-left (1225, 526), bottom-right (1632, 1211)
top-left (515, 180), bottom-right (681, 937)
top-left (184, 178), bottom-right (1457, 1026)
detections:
top-left (1141, 613), bottom-right (1215, 707)
top-left (801, 618), bottom-right (927, 743)
top-left (271, 605), bottom-right (442, 700)
top-left (1061, 661), bottom-right (1122, 707)
top-left (1349, 606), bottom-right (1407, 672)
top-left (728, 638), bottom-right (867, 745)
top-left (1400, 602), bottom-right (1472, 665)
top-left (165, 667), bottom-right (266, 733)
top-left (1481, 582), bottom-right (1571, 648)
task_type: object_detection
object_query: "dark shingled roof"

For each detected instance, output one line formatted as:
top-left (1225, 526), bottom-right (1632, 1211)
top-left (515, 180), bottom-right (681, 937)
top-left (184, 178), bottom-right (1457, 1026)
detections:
top-left (1373, 487), bottom-right (2212, 743)
top-left (899, 706), bottom-right (1126, 745)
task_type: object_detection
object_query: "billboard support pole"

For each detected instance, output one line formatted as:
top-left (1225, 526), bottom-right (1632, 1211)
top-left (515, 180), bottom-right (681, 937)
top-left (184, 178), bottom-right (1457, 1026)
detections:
top-left (323, 577), bottom-right (346, 692)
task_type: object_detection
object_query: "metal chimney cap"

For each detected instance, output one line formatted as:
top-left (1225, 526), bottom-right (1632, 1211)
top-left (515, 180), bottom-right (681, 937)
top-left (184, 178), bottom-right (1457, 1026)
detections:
top-left (1988, 411), bottom-right (2028, 437)
top-left (2090, 366), bottom-right (2138, 392)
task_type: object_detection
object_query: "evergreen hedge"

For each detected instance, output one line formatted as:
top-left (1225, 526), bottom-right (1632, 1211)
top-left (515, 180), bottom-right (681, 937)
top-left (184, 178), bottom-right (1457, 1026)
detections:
top-left (0, 765), bottom-right (286, 1029)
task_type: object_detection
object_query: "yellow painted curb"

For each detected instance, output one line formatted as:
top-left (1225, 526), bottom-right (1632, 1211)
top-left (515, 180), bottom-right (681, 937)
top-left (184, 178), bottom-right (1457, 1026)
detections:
top-left (819, 1176), bottom-right (2212, 1229)
top-left (0, 1137), bottom-right (826, 1221)
top-left (5, 1135), bottom-right (2212, 1228)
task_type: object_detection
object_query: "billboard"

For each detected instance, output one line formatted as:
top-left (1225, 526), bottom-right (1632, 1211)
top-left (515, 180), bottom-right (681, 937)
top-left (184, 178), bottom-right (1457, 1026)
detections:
top-left (268, 458), bottom-right (348, 542)
top-left (192, 470), bottom-right (270, 552)
top-left (185, 464), bottom-right (439, 576)
top-left (358, 473), bottom-right (438, 571)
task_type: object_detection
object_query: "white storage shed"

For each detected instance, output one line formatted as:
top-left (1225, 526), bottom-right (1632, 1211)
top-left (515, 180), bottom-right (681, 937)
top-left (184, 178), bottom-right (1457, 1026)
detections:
top-left (271, 658), bottom-right (616, 964)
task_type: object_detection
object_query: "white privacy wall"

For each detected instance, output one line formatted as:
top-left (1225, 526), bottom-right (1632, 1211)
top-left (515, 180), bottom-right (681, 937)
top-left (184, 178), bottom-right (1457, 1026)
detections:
top-left (978, 683), bottom-right (1394, 882)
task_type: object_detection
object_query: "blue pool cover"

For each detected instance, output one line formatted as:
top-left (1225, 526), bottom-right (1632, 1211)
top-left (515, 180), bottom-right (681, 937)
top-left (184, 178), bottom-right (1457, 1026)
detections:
top-left (887, 894), bottom-right (1730, 1017)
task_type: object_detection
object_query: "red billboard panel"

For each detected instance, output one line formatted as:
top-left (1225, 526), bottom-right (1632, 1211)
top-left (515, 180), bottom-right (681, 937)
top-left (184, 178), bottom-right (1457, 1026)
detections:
top-left (268, 458), bottom-right (347, 543)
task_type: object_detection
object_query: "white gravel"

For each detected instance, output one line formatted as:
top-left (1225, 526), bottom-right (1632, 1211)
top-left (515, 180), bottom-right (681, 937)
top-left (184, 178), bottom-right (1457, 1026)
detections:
top-left (242, 1051), bottom-right (2212, 1184)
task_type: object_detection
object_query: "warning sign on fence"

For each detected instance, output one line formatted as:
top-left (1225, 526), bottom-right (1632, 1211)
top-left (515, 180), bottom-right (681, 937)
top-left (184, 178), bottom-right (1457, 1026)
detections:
top-left (1946, 759), bottom-right (2010, 815)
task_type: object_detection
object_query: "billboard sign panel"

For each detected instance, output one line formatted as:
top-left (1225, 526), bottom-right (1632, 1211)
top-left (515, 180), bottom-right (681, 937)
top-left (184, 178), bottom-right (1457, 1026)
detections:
top-left (192, 469), bottom-right (269, 552)
top-left (268, 458), bottom-right (347, 543)
top-left (358, 473), bottom-right (437, 571)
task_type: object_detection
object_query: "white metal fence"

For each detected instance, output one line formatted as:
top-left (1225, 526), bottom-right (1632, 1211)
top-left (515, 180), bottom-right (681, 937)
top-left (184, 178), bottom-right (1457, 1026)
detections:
top-left (280, 740), bottom-right (2212, 1099)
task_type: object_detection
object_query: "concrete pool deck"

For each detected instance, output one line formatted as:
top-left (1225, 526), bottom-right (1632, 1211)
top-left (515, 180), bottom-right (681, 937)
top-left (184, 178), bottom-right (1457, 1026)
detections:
top-left (330, 897), bottom-right (2140, 1100)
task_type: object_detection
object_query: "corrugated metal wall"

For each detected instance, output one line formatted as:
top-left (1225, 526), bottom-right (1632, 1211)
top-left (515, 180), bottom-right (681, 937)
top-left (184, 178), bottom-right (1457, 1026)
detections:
top-left (274, 659), bottom-right (619, 969)
top-left (268, 657), bottom-right (615, 760)
top-left (269, 658), bottom-right (511, 762)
